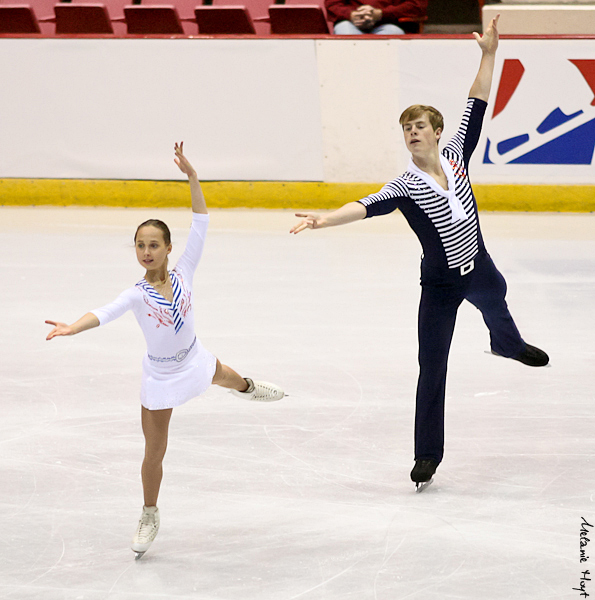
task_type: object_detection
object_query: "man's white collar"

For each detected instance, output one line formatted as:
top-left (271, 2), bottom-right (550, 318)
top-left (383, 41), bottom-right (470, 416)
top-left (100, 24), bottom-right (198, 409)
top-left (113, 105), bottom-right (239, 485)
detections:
top-left (407, 155), bottom-right (468, 224)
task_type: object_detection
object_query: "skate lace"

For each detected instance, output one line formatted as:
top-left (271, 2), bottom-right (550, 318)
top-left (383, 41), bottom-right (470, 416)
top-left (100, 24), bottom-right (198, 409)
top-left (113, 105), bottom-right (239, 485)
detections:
top-left (136, 515), bottom-right (156, 542)
top-left (255, 383), bottom-right (278, 398)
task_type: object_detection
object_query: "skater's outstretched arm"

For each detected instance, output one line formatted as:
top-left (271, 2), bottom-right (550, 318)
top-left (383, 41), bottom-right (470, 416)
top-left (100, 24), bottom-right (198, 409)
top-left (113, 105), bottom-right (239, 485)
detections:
top-left (45, 313), bottom-right (100, 340)
top-left (469, 14), bottom-right (499, 102)
top-left (290, 201), bottom-right (366, 234)
top-left (174, 142), bottom-right (207, 215)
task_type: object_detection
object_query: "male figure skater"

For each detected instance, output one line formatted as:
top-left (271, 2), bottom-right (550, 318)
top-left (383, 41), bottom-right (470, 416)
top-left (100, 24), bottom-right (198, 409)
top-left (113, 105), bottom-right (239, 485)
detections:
top-left (290, 15), bottom-right (549, 491)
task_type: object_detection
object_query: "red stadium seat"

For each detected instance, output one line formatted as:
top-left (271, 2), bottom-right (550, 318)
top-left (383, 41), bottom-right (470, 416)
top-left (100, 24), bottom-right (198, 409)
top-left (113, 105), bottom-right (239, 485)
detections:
top-left (82, 0), bottom-right (129, 33)
top-left (54, 3), bottom-right (114, 33)
top-left (41, 0), bottom-right (128, 34)
top-left (268, 4), bottom-right (328, 33)
top-left (123, 5), bottom-right (185, 33)
top-left (0, 4), bottom-right (41, 32)
top-left (140, 0), bottom-right (196, 33)
top-left (204, 0), bottom-right (269, 34)
top-left (193, 5), bottom-right (255, 33)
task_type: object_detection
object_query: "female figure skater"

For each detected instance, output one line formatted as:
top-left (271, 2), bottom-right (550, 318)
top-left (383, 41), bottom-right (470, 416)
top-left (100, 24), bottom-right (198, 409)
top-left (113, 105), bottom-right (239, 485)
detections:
top-left (46, 142), bottom-right (284, 558)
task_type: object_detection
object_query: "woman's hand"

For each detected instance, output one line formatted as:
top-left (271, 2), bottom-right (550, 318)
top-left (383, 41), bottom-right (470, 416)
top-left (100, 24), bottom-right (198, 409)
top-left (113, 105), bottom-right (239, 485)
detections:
top-left (45, 313), bottom-right (99, 340)
top-left (45, 320), bottom-right (74, 340)
top-left (174, 141), bottom-right (208, 214)
top-left (174, 141), bottom-right (197, 178)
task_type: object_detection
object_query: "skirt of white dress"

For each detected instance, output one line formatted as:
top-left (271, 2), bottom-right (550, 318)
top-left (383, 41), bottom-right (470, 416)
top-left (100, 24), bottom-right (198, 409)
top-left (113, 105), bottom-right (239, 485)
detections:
top-left (140, 338), bottom-right (217, 410)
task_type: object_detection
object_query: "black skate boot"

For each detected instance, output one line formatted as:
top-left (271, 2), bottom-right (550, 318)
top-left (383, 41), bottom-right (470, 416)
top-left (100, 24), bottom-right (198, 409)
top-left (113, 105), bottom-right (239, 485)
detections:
top-left (411, 459), bottom-right (438, 493)
top-left (491, 344), bottom-right (549, 367)
top-left (512, 344), bottom-right (549, 367)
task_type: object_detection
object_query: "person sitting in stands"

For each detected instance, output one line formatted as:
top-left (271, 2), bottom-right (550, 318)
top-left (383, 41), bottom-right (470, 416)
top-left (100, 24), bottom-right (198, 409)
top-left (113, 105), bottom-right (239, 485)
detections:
top-left (325, 0), bottom-right (427, 35)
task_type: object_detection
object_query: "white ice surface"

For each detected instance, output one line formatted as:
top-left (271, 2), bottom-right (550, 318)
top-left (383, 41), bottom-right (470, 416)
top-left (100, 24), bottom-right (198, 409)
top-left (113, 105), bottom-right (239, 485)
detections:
top-left (1, 207), bottom-right (594, 600)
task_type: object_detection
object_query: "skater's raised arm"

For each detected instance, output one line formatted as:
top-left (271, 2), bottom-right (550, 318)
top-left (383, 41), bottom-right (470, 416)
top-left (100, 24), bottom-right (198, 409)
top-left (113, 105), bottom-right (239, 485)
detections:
top-left (469, 15), bottom-right (499, 102)
top-left (45, 312), bottom-right (100, 340)
top-left (174, 142), bottom-right (207, 215)
top-left (290, 201), bottom-right (366, 234)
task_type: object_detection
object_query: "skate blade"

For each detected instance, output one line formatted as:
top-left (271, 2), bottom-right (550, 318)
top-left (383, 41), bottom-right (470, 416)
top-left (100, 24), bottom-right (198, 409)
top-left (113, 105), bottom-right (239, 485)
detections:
top-left (415, 477), bottom-right (434, 493)
top-left (133, 551), bottom-right (146, 560)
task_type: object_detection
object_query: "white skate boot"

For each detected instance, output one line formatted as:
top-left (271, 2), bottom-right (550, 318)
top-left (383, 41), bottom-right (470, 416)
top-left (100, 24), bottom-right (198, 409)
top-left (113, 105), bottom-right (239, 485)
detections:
top-left (131, 505), bottom-right (160, 559)
top-left (231, 378), bottom-right (284, 402)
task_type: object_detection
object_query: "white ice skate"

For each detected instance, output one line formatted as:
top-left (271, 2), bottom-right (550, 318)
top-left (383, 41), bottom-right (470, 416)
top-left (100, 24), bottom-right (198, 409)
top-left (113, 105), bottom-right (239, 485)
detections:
top-left (231, 378), bottom-right (284, 402)
top-left (131, 505), bottom-right (160, 559)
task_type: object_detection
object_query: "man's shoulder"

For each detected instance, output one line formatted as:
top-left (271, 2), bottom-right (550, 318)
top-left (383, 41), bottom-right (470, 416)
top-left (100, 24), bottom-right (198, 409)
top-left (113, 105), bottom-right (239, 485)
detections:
top-left (383, 174), bottom-right (414, 194)
top-left (392, 171), bottom-right (429, 193)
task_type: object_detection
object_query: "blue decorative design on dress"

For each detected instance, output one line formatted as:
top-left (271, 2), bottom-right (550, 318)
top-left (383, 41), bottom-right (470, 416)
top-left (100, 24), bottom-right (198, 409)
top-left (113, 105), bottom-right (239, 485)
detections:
top-left (137, 272), bottom-right (185, 334)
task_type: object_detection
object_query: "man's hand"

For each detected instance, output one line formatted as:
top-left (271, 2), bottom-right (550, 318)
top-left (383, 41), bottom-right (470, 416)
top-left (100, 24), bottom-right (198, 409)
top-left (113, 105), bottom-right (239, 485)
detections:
top-left (474, 14), bottom-right (499, 55)
top-left (351, 5), bottom-right (382, 29)
top-left (469, 14), bottom-right (499, 101)
top-left (290, 212), bottom-right (326, 234)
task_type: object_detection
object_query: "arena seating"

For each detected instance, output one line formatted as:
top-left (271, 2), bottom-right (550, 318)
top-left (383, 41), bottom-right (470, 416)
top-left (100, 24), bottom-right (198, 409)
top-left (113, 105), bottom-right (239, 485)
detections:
top-left (204, 0), bottom-right (270, 34)
top-left (0, 0), bottom-right (430, 36)
top-left (0, 4), bottom-right (41, 31)
top-left (0, 0), bottom-right (55, 32)
top-left (137, 0), bottom-right (193, 32)
top-left (268, 5), bottom-right (329, 34)
top-left (193, 6), bottom-right (256, 33)
top-left (53, 3), bottom-right (113, 33)
top-left (123, 4), bottom-right (185, 33)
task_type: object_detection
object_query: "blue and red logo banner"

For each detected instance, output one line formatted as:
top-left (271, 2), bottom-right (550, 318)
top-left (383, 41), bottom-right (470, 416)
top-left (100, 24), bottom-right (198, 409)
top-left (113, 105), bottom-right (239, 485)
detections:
top-left (484, 58), bottom-right (595, 166)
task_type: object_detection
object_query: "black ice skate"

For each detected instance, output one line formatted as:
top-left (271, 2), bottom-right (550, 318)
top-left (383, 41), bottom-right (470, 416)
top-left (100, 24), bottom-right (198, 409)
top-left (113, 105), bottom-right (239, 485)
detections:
top-left (491, 343), bottom-right (549, 367)
top-left (411, 459), bottom-right (438, 493)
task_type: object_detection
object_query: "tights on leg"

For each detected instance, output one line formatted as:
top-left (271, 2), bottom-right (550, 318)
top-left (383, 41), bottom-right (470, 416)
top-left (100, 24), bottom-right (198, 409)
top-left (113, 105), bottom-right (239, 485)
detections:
top-left (211, 359), bottom-right (249, 391)
top-left (141, 406), bottom-right (172, 507)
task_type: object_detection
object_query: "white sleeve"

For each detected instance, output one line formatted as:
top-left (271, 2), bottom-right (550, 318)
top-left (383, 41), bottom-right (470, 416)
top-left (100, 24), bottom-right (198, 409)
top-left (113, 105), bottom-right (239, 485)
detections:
top-left (90, 287), bottom-right (138, 326)
top-left (174, 213), bottom-right (210, 280)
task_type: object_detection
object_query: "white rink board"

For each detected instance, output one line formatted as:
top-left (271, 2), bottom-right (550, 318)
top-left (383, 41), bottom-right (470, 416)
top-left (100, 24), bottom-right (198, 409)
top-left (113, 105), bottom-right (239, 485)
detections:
top-left (0, 37), bottom-right (594, 184)
top-left (0, 38), bottom-right (324, 181)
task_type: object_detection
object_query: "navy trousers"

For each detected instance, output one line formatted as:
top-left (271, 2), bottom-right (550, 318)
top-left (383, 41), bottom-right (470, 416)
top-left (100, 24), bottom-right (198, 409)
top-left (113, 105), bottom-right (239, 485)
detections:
top-left (414, 250), bottom-right (525, 464)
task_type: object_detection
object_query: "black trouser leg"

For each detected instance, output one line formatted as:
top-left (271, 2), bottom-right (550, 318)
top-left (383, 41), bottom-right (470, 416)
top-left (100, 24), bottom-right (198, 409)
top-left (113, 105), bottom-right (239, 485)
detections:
top-left (414, 283), bottom-right (462, 464)
top-left (465, 253), bottom-right (525, 359)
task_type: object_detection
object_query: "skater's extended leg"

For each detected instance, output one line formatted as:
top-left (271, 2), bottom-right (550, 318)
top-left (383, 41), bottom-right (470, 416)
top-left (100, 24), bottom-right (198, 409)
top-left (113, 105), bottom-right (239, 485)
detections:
top-left (212, 359), bottom-right (250, 391)
top-left (465, 253), bottom-right (525, 359)
top-left (141, 406), bottom-right (172, 507)
top-left (213, 358), bottom-right (285, 402)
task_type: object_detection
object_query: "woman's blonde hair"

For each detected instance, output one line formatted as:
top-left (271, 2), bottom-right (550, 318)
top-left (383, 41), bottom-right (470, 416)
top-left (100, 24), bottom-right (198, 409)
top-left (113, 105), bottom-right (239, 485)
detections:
top-left (399, 105), bottom-right (444, 132)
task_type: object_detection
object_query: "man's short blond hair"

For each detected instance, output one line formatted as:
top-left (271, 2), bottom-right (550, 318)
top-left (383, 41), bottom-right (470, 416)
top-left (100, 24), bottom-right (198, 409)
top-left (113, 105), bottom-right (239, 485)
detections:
top-left (399, 105), bottom-right (444, 132)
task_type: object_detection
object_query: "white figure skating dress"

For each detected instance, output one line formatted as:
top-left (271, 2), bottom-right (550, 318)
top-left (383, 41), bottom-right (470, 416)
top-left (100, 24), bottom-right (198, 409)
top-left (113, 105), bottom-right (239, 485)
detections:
top-left (91, 213), bottom-right (216, 410)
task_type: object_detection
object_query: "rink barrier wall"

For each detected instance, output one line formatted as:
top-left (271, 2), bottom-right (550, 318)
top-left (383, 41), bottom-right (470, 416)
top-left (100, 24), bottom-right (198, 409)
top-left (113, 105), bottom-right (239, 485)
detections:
top-left (1, 179), bottom-right (594, 212)
top-left (2, 37), bottom-right (595, 188)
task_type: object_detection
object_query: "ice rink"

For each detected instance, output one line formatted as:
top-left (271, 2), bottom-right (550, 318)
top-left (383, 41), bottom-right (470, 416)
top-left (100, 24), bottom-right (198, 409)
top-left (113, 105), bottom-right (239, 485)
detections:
top-left (2, 206), bottom-right (594, 600)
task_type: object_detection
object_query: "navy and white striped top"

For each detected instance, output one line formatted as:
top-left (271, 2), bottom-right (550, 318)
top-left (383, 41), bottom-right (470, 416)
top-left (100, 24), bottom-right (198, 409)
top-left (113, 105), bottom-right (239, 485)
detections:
top-left (359, 98), bottom-right (487, 270)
